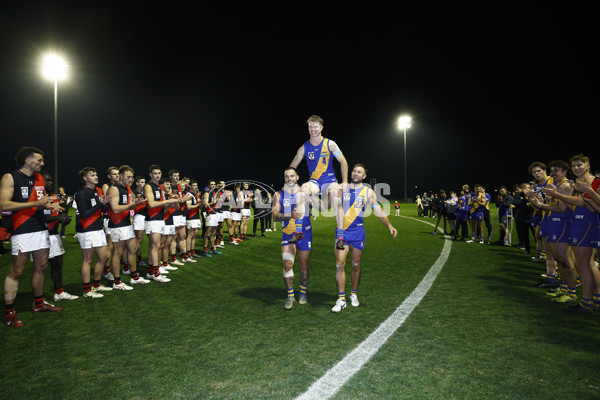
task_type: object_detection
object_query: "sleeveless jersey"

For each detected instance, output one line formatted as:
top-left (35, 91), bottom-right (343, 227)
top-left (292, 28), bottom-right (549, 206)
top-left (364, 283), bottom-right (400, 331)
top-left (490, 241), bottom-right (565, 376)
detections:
top-left (132, 188), bottom-right (147, 216)
top-left (76, 186), bottom-right (104, 232)
top-left (533, 177), bottom-right (554, 217)
top-left (164, 192), bottom-right (176, 224)
top-left (108, 183), bottom-right (133, 228)
top-left (341, 185), bottom-right (370, 231)
top-left (242, 189), bottom-right (253, 209)
top-left (220, 189), bottom-right (232, 211)
top-left (187, 192), bottom-right (201, 220)
top-left (279, 189), bottom-right (310, 235)
top-left (303, 137), bottom-right (336, 182)
top-left (146, 182), bottom-right (165, 221)
top-left (9, 170), bottom-right (47, 235)
top-left (44, 193), bottom-right (60, 235)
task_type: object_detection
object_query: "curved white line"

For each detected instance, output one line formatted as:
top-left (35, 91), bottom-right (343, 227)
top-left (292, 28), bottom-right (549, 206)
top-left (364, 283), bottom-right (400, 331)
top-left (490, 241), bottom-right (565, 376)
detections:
top-left (296, 216), bottom-right (451, 400)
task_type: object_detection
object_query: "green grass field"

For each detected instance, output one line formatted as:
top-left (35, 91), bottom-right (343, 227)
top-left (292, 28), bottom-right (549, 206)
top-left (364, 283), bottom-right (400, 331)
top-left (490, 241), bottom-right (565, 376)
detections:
top-left (1, 205), bottom-right (599, 399)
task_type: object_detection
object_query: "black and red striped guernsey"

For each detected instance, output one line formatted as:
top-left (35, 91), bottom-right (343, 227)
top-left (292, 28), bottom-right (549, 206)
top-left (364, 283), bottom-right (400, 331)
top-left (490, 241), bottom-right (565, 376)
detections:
top-left (146, 181), bottom-right (165, 221)
top-left (108, 183), bottom-right (133, 228)
top-left (75, 186), bottom-right (104, 233)
top-left (10, 170), bottom-right (47, 235)
top-left (187, 192), bottom-right (201, 220)
top-left (44, 193), bottom-right (60, 235)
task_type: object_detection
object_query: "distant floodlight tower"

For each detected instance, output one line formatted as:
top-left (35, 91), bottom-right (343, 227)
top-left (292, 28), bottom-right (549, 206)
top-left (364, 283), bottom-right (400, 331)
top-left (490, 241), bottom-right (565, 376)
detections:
top-left (397, 115), bottom-right (412, 203)
top-left (41, 53), bottom-right (68, 189)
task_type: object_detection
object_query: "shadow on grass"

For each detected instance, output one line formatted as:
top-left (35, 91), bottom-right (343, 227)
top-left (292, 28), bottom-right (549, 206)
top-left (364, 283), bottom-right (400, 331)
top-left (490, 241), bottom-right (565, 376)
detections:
top-left (238, 286), bottom-right (334, 308)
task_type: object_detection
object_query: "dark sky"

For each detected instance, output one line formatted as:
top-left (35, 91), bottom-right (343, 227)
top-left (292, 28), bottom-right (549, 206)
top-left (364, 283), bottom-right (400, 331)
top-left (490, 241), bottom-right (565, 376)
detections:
top-left (0, 2), bottom-right (595, 199)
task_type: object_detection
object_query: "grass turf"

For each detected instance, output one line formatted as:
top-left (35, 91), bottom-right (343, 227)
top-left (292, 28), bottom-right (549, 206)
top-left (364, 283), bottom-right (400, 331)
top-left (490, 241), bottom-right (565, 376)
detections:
top-left (1, 205), bottom-right (599, 399)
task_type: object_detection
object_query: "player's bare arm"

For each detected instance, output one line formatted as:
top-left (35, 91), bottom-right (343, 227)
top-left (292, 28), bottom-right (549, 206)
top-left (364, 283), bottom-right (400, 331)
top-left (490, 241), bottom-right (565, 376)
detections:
top-left (329, 140), bottom-right (348, 184)
top-left (271, 192), bottom-right (291, 222)
top-left (0, 173), bottom-right (56, 212)
top-left (290, 145), bottom-right (305, 169)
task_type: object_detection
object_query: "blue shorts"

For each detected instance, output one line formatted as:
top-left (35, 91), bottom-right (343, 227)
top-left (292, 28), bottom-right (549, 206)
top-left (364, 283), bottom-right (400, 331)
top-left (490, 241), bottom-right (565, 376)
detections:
top-left (570, 208), bottom-right (600, 248)
top-left (281, 224), bottom-right (312, 251)
top-left (531, 214), bottom-right (542, 228)
top-left (309, 174), bottom-right (337, 190)
top-left (470, 211), bottom-right (484, 221)
top-left (546, 217), bottom-right (571, 244)
top-left (342, 226), bottom-right (366, 250)
top-left (539, 217), bottom-right (549, 239)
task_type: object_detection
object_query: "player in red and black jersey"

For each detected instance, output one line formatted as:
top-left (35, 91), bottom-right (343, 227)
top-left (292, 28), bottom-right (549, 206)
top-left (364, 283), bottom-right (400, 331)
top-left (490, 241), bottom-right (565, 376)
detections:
top-left (1, 147), bottom-right (63, 327)
top-left (169, 169), bottom-right (193, 263)
top-left (101, 166), bottom-right (120, 280)
top-left (42, 172), bottom-right (78, 302)
top-left (202, 179), bottom-right (220, 256)
top-left (159, 178), bottom-right (180, 274)
top-left (143, 164), bottom-right (179, 282)
top-left (107, 165), bottom-right (149, 289)
top-left (75, 167), bottom-right (114, 298)
top-left (185, 180), bottom-right (202, 259)
top-left (240, 182), bottom-right (253, 240)
top-left (131, 176), bottom-right (147, 268)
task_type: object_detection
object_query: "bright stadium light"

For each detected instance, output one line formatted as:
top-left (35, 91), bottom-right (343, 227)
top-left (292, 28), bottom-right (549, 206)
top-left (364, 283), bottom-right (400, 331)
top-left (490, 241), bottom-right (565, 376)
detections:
top-left (397, 115), bottom-right (412, 204)
top-left (41, 53), bottom-right (68, 190)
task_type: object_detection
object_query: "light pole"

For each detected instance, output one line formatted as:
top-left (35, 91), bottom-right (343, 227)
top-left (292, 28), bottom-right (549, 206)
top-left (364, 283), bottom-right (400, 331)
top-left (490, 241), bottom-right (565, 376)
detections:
top-left (397, 115), bottom-right (412, 204)
top-left (41, 53), bottom-right (67, 190)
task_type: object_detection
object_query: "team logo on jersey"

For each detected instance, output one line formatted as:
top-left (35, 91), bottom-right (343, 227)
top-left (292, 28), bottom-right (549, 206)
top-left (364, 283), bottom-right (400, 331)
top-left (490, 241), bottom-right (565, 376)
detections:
top-left (91, 198), bottom-right (97, 207)
top-left (122, 195), bottom-right (128, 204)
top-left (355, 196), bottom-right (366, 208)
top-left (308, 152), bottom-right (315, 160)
top-left (343, 192), bottom-right (351, 201)
top-left (21, 187), bottom-right (29, 198)
top-left (283, 199), bottom-right (291, 207)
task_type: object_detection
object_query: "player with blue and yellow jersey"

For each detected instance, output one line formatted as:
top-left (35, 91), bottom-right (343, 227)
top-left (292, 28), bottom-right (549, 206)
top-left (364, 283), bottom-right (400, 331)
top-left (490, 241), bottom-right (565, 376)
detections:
top-left (542, 154), bottom-right (600, 314)
top-left (331, 164), bottom-right (397, 313)
top-left (530, 160), bottom-right (578, 304)
top-left (272, 167), bottom-right (322, 310)
top-left (290, 115), bottom-right (349, 249)
top-left (466, 185), bottom-right (486, 243)
top-left (526, 161), bottom-right (558, 288)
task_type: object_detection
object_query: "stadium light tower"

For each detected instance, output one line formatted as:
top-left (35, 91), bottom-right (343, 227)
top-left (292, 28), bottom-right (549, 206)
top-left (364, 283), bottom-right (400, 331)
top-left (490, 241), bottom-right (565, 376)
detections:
top-left (397, 115), bottom-right (412, 203)
top-left (41, 53), bottom-right (68, 190)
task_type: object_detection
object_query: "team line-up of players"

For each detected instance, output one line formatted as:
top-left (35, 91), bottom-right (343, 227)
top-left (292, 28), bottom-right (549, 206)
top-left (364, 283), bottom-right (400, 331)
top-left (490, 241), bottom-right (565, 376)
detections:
top-left (1, 115), bottom-right (400, 327)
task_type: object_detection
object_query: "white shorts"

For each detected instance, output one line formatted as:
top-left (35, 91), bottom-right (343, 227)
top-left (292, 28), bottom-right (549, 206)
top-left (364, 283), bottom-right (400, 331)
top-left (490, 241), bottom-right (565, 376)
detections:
top-left (49, 234), bottom-right (65, 258)
top-left (222, 210), bottom-right (231, 220)
top-left (163, 223), bottom-right (175, 235)
top-left (77, 230), bottom-right (107, 249)
top-left (206, 213), bottom-right (219, 227)
top-left (145, 220), bottom-right (165, 235)
top-left (241, 209), bottom-right (251, 217)
top-left (186, 219), bottom-right (202, 229)
top-left (103, 218), bottom-right (111, 236)
top-left (173, 215), bottom-right (186, 227)
top-left (110, 225), bottom-right (135, 242)
top-left (133, 214), bottom-right (146, 231)
top-left (218, 212), bottom-right (224, 223)
top-left (231, 212), bottom-right (242, 221)
top-left (11, 231), bottom-right (50, 255)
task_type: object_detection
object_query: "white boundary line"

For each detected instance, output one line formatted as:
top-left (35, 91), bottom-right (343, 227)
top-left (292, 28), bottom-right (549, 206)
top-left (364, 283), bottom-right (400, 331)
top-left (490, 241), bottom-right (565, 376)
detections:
top-left (296, 216), bottom-right (452, 400)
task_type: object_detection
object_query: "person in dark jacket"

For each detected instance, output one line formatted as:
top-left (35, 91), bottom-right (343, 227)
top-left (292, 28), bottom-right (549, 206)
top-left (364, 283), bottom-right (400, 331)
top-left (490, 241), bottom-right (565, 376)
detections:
top-left (511, 183), bottom-right (534, 254)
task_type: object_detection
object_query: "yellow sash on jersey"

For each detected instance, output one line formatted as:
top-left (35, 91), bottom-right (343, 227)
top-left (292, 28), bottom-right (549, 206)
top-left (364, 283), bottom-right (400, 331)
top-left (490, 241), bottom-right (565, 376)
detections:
top-left (310, 138), bottom-right (330, 181)
top-left (343, 186), bottom-right (368, 230)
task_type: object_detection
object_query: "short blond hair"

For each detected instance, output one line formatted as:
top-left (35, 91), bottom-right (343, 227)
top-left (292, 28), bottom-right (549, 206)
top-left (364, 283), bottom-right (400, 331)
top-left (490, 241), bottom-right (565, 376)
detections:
top-left (306, 115), bottom-right (324, 125)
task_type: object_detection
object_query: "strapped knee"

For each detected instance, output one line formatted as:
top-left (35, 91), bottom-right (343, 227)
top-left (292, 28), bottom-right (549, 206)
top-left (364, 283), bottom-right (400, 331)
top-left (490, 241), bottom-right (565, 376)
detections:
top-left (282, 268), bottom-right (294, 278)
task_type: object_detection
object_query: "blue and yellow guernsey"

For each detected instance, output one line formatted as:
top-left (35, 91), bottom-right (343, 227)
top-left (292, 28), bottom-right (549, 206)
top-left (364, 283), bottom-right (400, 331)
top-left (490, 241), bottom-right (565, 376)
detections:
top-left (304, 137), bottom-right (337, 185)
top-left (533, 176), bottom-right (554, 218)
top-left (279, 189), bottom-right (311, 235)
top-left (342, 185), bottom-right (371, 231)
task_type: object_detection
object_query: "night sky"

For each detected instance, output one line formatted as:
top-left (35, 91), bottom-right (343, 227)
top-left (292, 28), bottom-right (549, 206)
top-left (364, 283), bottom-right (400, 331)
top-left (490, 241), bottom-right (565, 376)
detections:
top-left (0, 3), bottom-right (595, 199)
